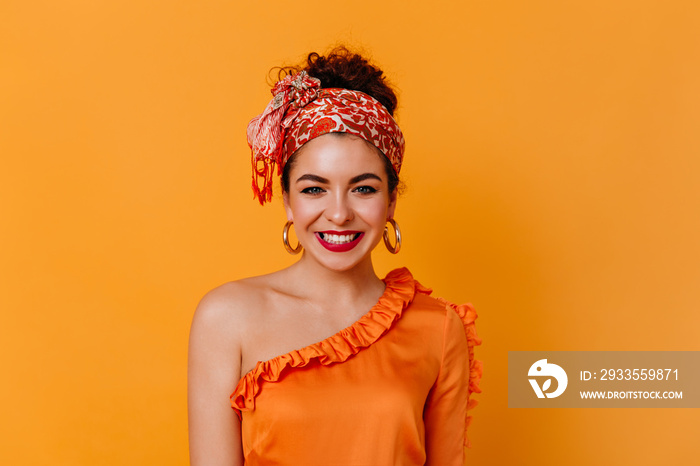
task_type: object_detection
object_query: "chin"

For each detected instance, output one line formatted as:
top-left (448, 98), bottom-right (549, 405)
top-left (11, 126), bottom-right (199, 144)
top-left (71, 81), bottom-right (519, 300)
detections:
top-left (304, 248), bottom-right (373, 273)
top-left (316, 258), bottom-right (366, 273)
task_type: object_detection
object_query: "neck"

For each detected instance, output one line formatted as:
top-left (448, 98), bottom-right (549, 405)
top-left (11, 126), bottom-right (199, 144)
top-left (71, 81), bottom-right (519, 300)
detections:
top-left (284, 253), bottom-right (385, 309)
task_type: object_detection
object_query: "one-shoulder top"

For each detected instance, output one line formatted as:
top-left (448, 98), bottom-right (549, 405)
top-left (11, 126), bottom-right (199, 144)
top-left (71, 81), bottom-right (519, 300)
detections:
top-left (230, 267), bottom-right (482, 466)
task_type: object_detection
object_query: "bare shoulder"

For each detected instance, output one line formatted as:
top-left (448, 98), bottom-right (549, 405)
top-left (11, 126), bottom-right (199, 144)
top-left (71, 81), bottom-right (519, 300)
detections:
top-left (188, 274), bottom-right (278, 407)
top-left (190, 272), bottom-right (291, 341)
top-left (188, 278), bottom-right (273, 466)
top-left (190, 275), bottom-right (271, 340)
top-left (189, 269), bottom-right (301, 380)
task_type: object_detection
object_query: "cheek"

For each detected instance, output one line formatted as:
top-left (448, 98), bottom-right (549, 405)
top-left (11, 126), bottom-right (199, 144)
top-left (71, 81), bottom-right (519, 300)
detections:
top-left (288, 197), bottom-right (319, 225)
top-left (357, 199), bottom-right (390, 227)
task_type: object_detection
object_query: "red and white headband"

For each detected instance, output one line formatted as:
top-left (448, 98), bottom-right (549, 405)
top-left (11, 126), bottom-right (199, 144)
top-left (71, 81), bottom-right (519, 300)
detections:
top-left (246, 71), bottom-right (405, 205)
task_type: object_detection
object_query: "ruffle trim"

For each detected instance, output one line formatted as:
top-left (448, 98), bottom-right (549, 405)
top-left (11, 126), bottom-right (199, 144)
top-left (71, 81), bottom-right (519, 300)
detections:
top-left (414, 280), bottom-right (482, 448)
top-left (230, 267), bottom-right (418, 420)
top-left (436, 296), bottom-right (482, 448)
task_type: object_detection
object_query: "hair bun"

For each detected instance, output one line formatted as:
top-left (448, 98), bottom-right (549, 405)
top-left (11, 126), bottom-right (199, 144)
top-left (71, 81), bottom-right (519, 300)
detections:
top-left (280, 46), bottom-right (398, 116)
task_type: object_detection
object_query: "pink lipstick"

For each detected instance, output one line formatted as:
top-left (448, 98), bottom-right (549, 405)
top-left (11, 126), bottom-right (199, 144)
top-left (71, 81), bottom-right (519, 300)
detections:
top-left (315, 230), bottom-right (364, 252)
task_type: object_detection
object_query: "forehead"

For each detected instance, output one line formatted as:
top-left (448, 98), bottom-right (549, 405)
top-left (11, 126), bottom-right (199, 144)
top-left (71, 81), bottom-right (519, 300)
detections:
top-left (290, 133), bottom-right (386, 178)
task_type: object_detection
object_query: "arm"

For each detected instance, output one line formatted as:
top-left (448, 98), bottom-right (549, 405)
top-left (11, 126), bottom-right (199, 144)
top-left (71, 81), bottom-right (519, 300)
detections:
top-left (423, 306), bottom-right (472, 466)
top-left (188, 288), bottom-right (245, 466)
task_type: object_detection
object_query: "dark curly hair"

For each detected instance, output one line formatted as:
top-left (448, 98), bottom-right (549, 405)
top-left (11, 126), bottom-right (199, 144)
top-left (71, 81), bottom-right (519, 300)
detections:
top-left (278, 47), bottom-right (401, 195)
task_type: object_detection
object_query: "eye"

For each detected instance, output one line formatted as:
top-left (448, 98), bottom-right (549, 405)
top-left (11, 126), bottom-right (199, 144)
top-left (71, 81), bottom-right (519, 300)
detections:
top-left (354, 185), bottom-right (378, 194)
top-left (300, 186), bottom-right (325, 195)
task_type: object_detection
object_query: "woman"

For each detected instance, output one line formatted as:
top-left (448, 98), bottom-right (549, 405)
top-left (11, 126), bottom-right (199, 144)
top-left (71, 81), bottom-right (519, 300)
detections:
top-left (188, 48), bottom-right (482, 466)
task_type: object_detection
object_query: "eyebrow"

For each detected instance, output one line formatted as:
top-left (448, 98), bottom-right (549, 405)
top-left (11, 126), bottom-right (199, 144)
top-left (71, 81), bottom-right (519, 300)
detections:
top-left (350, 173), bottom-right (383, 184)
top-left (295, 174), bottom-right (329, 184)
top-left (295, 173), bottom-right (383, 184)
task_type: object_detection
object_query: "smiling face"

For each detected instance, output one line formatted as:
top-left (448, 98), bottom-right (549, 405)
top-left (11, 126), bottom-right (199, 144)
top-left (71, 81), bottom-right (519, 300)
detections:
top-left (283, 133), bottom-right (397, 273)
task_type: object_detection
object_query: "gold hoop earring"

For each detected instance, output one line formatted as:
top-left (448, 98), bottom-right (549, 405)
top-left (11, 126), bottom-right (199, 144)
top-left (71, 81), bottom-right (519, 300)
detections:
top-left (282, 221), bottom-right (303, 255)
top-left (383, 218), bottom-right (401, 254)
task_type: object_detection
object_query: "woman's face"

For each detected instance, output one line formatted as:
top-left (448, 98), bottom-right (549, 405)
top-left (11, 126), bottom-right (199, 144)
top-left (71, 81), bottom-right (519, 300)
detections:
top-left (283, 133), bottom-right (397, 273)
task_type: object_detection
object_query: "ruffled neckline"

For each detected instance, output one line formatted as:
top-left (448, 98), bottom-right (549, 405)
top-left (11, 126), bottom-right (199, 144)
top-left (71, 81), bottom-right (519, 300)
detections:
top-left (230, 267), bottom-right (418, 418)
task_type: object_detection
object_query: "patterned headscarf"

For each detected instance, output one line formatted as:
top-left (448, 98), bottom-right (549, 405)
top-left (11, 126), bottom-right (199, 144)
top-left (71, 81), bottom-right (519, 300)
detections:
top-left (246, 71), bottom-right (405, 205)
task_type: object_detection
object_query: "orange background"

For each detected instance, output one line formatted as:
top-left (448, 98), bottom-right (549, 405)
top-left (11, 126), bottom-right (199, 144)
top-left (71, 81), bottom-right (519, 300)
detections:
top-left (2, 1), bottom-right (699, 465)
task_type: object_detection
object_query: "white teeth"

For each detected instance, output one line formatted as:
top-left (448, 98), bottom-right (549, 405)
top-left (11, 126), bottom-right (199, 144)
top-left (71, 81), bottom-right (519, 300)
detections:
top-left (321, 233), bottom-right (358, 244)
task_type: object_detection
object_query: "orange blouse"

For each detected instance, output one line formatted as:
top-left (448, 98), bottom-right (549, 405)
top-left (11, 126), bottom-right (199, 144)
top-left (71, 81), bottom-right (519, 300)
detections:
top-left (230, 268), bottom-right (482, 466)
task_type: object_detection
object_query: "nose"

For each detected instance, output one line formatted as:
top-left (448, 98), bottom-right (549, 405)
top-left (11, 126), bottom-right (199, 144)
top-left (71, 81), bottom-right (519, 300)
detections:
top-left (324, 192), bottom-right (354, 224)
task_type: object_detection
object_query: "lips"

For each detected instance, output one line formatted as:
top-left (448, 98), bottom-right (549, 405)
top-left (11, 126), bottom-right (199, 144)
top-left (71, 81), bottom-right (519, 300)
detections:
top-left (315, 230), bottom-right (364, 252)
